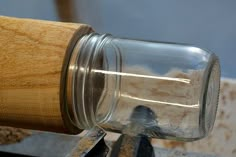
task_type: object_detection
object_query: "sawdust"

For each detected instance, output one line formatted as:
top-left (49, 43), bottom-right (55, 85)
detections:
top-left (77, 139), bottom-right (94, 154)
top-left (0, 126), bottom-right (31, 145)
top-left (229, 90), bottom-right (236, 101)
top-left (162, 140), bottom-right (186, 150)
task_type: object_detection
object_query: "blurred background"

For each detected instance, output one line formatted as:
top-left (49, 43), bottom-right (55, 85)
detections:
top-left (0, 0), bottom-right (235, 156)
top-left (1, 0), bottom-right (235, 78)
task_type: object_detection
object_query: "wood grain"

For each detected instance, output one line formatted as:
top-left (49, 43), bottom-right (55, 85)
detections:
top-left (0, 16), bottom-right (92, 133)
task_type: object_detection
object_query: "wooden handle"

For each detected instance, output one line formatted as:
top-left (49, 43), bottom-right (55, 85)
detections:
top-left (0, 16), bottom-right (93, 133)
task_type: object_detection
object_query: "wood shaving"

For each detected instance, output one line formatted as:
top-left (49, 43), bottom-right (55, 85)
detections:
top-left (0, 126), bottom-right (31, 145)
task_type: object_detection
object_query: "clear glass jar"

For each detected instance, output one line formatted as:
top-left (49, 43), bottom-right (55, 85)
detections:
top-left (66, 33), bottom-right (220, 141)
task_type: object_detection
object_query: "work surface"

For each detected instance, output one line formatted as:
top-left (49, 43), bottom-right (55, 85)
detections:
top-left (0, 78), bottom-right (235, 157)
top-left (0, 131), bottom-right (216, 157)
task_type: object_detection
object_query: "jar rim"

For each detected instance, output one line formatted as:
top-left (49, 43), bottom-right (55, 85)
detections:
top-left (67, 33), bottom-right (113, 129)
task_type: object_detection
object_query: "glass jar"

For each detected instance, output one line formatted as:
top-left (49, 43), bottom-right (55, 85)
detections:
top-left (66, 33), bottom-right (220, 141)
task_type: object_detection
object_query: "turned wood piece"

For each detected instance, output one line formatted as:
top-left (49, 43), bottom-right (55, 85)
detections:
top-left (0, 16), bottom-right (93, 133)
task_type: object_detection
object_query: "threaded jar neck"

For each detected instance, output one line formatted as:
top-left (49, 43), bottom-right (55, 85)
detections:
top-left (67, 33), bottom-right (112, 129)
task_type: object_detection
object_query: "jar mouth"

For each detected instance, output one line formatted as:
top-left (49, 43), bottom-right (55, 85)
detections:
top-left (67, 33), bottom-right (114, 129)
top-left (200, 54), bottom-right (220, 137)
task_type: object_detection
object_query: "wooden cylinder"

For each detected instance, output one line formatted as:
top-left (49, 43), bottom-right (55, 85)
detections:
top-left (0, 16), bottom-right (93, 133)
